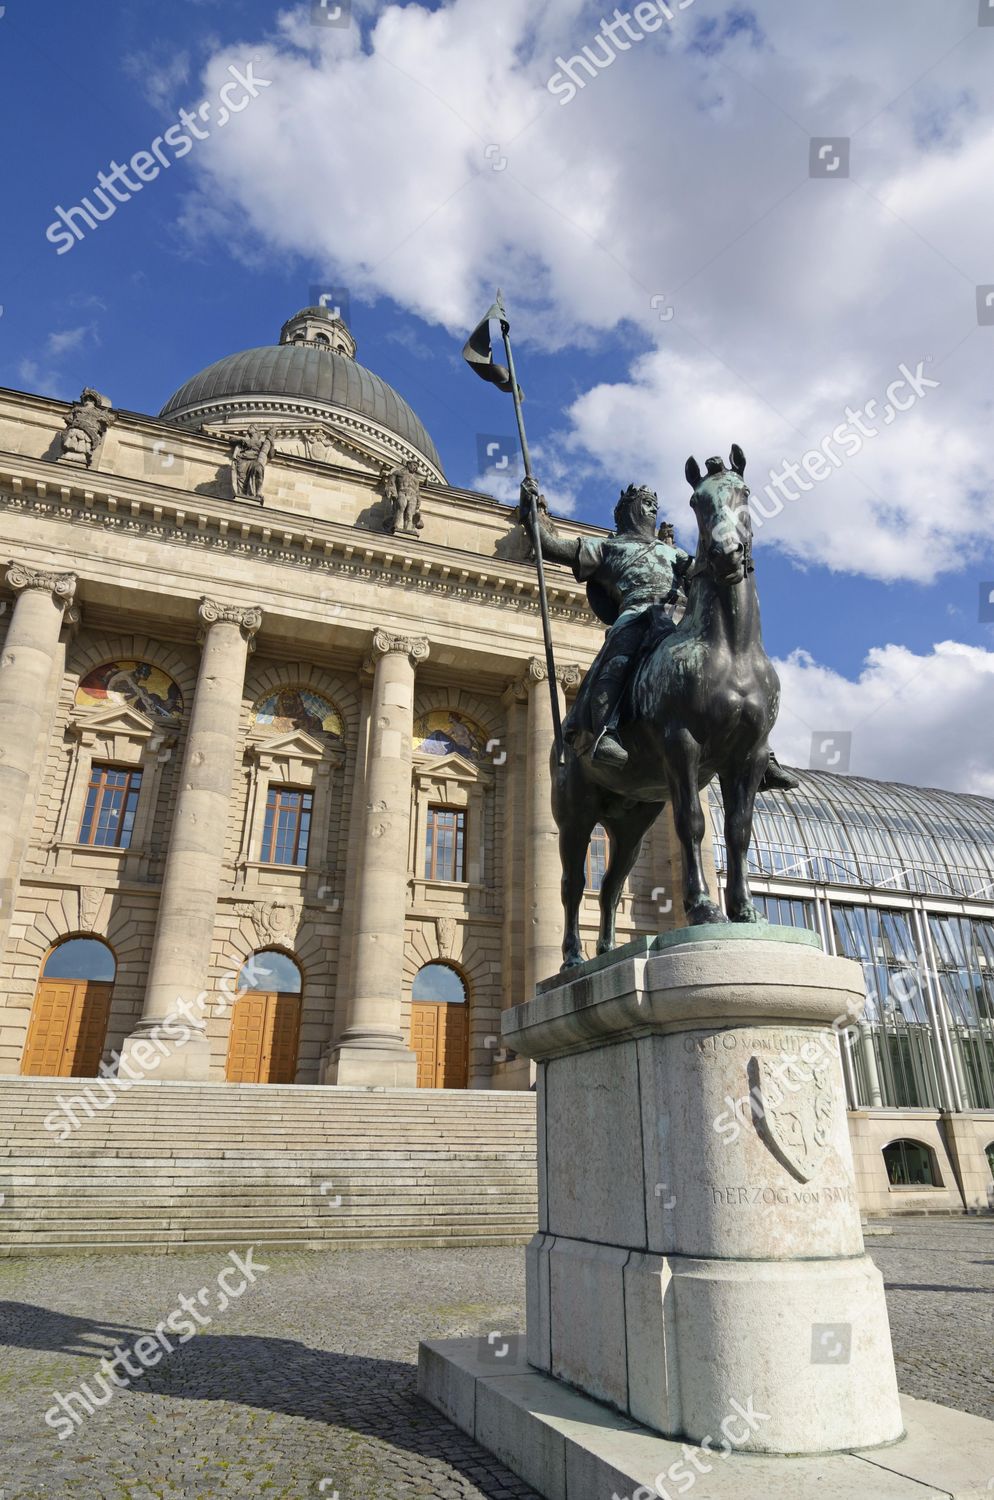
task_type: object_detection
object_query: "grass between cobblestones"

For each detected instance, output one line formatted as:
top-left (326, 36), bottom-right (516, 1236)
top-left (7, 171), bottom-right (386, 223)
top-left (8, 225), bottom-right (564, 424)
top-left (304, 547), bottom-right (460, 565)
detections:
top-left (0, 1222), bottom-right (990, 1498)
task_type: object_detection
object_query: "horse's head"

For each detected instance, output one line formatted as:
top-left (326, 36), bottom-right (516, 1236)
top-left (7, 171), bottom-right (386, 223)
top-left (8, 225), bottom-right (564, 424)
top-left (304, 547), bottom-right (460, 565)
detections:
top-left (685, 445), bottom-right (752, 587)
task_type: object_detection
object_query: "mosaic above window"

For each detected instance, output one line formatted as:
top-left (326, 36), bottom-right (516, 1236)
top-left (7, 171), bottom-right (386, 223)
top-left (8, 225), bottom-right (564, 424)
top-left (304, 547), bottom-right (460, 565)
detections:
top-left (75, 661), bottom-right (183, 720)
top-left (253, 688), bottom-right (344, 743)
top-left (414, 710), bottom-right (487, 762)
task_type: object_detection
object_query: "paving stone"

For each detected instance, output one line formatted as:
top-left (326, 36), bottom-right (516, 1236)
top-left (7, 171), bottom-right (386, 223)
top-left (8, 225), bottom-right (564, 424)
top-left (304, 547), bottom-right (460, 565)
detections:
top-left (0, 1223), bottom-right (990, 1497)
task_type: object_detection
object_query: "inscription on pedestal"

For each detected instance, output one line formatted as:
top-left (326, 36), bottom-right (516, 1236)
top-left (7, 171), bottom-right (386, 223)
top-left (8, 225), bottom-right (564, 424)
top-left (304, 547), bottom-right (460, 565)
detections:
top-left (710, 1184), bottom-right (857, 1208)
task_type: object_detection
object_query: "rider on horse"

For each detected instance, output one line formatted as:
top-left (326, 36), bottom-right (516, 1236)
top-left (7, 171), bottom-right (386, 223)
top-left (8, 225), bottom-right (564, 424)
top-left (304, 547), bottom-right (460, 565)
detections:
top-left (521, 475), bottom-right (798, 789)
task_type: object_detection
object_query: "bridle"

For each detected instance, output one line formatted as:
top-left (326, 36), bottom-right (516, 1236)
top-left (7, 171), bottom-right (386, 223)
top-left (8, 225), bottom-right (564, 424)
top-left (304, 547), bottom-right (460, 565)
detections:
top-left (685, 488), bottom-right (755, 582)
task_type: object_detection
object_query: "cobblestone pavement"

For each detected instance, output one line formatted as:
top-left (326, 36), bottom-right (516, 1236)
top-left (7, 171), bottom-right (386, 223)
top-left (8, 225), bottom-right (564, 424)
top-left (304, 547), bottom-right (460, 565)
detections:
top-left (0, 1219), bottom-right (990, 1498)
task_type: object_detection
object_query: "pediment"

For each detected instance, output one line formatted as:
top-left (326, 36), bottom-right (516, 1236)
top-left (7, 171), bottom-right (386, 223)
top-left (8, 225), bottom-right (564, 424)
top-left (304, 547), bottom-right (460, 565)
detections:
top-left (71, 703), bottom-right (165, 740)
top-left (413, 750), bottom-right (491, 785)
top-left (248, 728), bottom-right (338, 762)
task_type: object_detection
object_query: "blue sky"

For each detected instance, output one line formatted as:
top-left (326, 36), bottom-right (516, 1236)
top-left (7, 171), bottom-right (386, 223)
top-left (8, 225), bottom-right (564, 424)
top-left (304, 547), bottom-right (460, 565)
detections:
top-left (1, 0), bottom-right (993, 789)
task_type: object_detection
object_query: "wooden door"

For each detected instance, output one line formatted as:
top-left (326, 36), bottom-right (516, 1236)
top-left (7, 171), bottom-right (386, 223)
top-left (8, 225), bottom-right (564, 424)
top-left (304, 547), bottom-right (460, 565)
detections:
top-left (21, 980), bottom-right (113, 1077)
top-left (267, 993), bottom-right (302, 1085)
top-left (226, 992), bottom-right (301, 1084)
top-left (412, 1001), bottom-right (469, 1089)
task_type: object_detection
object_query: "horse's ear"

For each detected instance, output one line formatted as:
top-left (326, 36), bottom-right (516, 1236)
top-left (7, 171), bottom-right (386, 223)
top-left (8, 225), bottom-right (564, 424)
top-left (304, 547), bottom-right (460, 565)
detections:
top-left (685, 456), bottom-right (703, 490)
top-left (730, 444), bottom-right (746, 476)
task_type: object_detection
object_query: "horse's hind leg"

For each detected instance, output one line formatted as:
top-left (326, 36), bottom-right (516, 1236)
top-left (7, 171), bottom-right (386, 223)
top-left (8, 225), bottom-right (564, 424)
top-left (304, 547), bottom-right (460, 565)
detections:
top-left (598, 802), bottom-right (661, 954)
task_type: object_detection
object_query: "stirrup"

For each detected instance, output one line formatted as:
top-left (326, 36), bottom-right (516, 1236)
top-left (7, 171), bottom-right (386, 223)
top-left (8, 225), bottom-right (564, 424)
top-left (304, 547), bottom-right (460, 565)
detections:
top-left (592, 729), bottom-right (629, 768)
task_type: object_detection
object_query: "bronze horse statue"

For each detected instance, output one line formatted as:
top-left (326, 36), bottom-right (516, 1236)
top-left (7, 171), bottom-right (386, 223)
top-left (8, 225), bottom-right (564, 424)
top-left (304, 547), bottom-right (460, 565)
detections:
top-left (552, 446), bottom-right (781, 968)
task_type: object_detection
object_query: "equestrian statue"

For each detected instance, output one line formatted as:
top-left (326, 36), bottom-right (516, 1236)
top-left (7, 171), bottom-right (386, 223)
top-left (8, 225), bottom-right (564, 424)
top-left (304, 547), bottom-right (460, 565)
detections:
top-left (522, 447), bottom-right (797, 969)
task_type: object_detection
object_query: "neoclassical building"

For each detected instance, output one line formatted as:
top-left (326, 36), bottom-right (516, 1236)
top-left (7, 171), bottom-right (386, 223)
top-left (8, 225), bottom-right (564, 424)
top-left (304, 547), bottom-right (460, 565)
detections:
top-left (1, 306), bottom-right (991, 1218)
top-left (0, 305), bottom-right (678, 1096)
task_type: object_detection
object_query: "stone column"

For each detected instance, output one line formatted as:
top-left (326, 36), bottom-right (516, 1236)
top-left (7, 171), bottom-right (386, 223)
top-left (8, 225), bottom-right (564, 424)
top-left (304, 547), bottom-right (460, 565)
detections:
top-left (120, 599), bottom-right (261, 1081)
top-left (522, 658), bottom-right (580, 999)
top-left (0, 565), bottom-right (78, 956)
top-left (327, 630), bottom-right (429, 1088)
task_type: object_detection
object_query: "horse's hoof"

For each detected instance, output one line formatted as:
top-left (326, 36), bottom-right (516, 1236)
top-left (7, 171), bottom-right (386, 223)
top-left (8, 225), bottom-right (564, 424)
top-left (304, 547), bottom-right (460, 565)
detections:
top-left (729, 904), bottom-right (764, 925)
top-left (596, 939), bottom-right (615, 956)
top-left (687, 902), bottom-right (728, 926)
top-left (560, 955), bottom-right (585, 972)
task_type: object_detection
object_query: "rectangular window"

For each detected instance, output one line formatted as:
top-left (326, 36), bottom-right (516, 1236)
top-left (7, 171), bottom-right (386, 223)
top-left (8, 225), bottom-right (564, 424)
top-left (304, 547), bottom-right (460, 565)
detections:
top-left (261, 786), bottom-right (313, 866)
top-left (78, 764), bottom-right (143, 849)
top-left (585, 824), bottom-right (609, 892)
top-left (425, 807), bottom-right (466, 882)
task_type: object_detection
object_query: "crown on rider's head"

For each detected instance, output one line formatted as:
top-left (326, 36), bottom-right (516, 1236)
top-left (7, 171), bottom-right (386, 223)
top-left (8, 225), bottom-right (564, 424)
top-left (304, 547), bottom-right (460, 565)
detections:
top-left (614, 483), bottom-right (657, 531)
top-left (705, 457), bottom-right (726, 475)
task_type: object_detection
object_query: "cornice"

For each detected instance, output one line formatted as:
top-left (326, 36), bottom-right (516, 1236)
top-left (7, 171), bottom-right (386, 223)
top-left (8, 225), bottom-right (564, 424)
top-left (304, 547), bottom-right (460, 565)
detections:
top-left (0, 460), bottom-right (593, 626)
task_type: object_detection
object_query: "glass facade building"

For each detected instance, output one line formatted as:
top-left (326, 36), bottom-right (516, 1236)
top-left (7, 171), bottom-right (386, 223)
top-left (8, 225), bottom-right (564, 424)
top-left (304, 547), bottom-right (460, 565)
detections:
top-left (710, 770), bottom-right (994, 1117)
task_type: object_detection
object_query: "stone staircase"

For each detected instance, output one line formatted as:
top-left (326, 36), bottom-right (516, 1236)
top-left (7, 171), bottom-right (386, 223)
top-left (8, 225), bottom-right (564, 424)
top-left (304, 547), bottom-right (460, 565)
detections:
top-left (0, 1078), bottom-right (538, 1256)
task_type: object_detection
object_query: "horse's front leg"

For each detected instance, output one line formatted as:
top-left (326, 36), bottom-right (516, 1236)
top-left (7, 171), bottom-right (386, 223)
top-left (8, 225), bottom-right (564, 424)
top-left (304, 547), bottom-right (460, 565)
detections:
top-left (559, 815), bottom-right (594, 970)
top-left (668, 737), bottom-right (725, 925)
top-left (720, 755), bottom-right (766, 922)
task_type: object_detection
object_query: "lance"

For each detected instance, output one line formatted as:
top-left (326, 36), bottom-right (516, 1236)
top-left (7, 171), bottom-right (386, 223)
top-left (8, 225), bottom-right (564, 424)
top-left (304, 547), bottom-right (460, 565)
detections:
top-left (463, 290), bottom-right (565, 763)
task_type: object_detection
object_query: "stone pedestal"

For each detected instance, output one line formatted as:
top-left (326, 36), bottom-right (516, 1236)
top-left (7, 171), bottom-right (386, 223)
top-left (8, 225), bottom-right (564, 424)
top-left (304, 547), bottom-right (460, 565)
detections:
top-left (419, 926), bottom-right (994, 1494)
top-left (510, 926), bottom-right (903, 1455)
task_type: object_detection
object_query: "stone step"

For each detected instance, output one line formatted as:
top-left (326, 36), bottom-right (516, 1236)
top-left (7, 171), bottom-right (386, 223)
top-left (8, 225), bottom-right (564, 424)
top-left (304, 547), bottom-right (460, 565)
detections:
top-left (0, 1078), bottom-right (538, 1255)
top-left (0, 1234), bottom-right (532, 1257)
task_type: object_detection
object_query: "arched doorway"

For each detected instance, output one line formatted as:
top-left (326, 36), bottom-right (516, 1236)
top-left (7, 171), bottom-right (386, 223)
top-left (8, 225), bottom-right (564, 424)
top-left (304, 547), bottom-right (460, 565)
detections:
top-left (21, 938), bottom-right (116, 1077)
top-left (225, 950), bottom-right (303, 1085)
top-left (411, 963), bottom-right (469, 1089)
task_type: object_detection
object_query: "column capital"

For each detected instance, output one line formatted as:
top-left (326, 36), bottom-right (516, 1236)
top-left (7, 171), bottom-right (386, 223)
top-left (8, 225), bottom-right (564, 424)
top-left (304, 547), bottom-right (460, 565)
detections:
top-left (197, 598), bottom-right (263, 647)
top-left (518, 656), bottom-right (582, 695)
top-left (6, 562), bottom-right (77, 608)
top-left (368, 630), bottom-right (430, 669)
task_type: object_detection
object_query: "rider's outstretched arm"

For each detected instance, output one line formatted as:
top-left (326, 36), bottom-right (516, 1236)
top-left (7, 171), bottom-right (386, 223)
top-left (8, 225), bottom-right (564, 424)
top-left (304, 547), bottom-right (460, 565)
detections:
top-left (519, 478), bottom-right (581, 567)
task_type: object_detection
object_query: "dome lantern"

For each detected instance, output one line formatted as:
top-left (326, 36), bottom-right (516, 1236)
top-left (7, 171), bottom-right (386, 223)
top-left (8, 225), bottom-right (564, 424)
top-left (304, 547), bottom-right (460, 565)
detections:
top-left (279, 305), bottom-right (357, 361)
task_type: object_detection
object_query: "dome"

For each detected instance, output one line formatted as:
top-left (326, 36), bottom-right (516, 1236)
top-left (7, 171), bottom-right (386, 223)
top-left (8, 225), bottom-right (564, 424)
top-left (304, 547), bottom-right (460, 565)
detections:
top-left (158, 307), bottom-right (444, 478)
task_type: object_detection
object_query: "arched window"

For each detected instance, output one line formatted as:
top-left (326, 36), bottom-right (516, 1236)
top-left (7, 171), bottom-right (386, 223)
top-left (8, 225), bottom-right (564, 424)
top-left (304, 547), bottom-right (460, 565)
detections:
top-left (43, 938), bottom-right (116, 982)
top-left (237, 950), bottom-right (302, 995)
top-left (313, 332), bottom-right (330, 348)
top-left (586, 825), bottom-right (608, 892)
top-left (986, 1141), bottom-right (994, 1180)
top-left (882, 1139), bottom-right (940, 1188)
top-left (412, 963), bottom-right (467, 1004)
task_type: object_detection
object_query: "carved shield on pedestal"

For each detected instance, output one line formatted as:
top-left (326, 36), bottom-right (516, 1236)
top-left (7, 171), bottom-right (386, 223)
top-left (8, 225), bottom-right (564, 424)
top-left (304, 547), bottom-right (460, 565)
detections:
top-left (748, 1055), bottom-right (835, 1184)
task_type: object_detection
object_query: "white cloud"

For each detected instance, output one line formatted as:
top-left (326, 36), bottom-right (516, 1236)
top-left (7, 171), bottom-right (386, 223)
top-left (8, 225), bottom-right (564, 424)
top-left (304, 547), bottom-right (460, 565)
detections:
top-left (176, 0), bottom-right (994, 582)
top-left (772, 640), bottom-right (994, 795)
top-left (123, 47), bottom-right (192, 112)
top-left (47, 326), bottom-right (93, 357)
